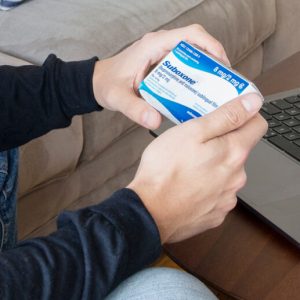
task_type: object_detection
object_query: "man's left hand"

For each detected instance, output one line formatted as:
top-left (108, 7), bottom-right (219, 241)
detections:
top-left (92, 25), bottom-right (230, 130)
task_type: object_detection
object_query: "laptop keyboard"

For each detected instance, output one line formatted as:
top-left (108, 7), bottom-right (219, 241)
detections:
top-left (261, 95), bottom-right (300, 161)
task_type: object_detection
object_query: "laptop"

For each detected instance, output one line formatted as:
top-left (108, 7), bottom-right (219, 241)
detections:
top-left (152, 88), bottom-right (300, 248)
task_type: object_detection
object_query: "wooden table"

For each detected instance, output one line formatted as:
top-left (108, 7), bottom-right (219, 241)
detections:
top-left (165, 53), bottom-right (300, 300)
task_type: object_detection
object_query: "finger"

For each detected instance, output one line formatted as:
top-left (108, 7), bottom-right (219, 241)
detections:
top-left (116, 90), bottom-right (162, 129)
top-left (226, 113), bottom-right (268, 152)
top-left (187, 93), bottom-right (263, 142)
top-left (185, 26), bottom-right (230, 66)
top-left (151, 25), bottom-right (230, 66)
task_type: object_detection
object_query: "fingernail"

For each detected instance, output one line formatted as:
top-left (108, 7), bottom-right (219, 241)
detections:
top-left (143, 110), bottom-right (158, 128)
top-left (241, 93), bottom-right (264, 113)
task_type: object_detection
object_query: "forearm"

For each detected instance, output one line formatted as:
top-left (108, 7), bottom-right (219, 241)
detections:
top-left (0, 189), bottom-right (161, 299)
top-left (0, 55), bottom-right (101, 151)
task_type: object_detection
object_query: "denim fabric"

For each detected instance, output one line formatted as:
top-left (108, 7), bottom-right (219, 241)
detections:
top-left (0, 149), bottom-right (18, 252)
top-left (106, 267), bottom-right (218, 300)
top-left (0, 0), bottom-right (24, 11)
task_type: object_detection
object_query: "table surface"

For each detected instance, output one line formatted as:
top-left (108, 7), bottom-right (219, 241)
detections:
top-left (165, 52), bottom-right (300, 300)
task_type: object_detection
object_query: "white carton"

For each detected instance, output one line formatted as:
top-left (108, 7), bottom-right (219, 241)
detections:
top-left (139, 41), bottom-right (263, 124)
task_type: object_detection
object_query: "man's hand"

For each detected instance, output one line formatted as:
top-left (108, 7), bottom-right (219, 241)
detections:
top-left (92, 25), bottom-right (230, 130)
top-left (127, 93), bottom-right (267, 244)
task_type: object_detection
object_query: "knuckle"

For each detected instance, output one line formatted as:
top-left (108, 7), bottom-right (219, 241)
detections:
top-left (235, 171), bottom-right (247, 190)
top-left (190, 23), bottom-right (204, 32)
top-left (228, 197), bottom-right (238, 211)
top-left (252, 114), bottom-right (268, 138)
top-left (211, 215), bottom-right (226, 228)
top-left (257, 113), bottom-right (268, 126)
top-left (141, 32), bottom-right (156, 43)
top-left (219, 136), bottom-right (231, 158)
top-left (260, 115), bottom-right (268, 132)
top-left (223, 106), bottom-right (242, 127)
top-left (222, 136), bottom-right (247, 168)
top-left (222, 197), bottom-right (238, 212)
top-left (213, 40), bottom-right (225, 53)
top-left (231, 147), bottom-right (249, 168)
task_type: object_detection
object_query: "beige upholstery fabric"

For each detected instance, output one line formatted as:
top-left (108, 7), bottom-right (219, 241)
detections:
top-left (160, 0), bottom-right (276, 66)
top-left (234, 46), bottom-right (264, 81)
top-left (0, 52), bottom-right (30, 66)
top-left (263, 0), bottom-right (300, 71)
top-left (18, 116), bottom-right (83, 196)
top-left (81, 111), bottom-right (136, 163)
top-left (0, 0), bottom-right (204, 64)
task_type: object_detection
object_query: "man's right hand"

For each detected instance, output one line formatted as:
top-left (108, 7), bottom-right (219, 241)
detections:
top-left (128, 93), bottom-right (267, 244)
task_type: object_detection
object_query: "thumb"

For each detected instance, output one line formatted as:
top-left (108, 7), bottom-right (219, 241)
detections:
top-left (118, 92), bottom-right (162, 129)
top-left (191, 93), bottom-right (263, 141)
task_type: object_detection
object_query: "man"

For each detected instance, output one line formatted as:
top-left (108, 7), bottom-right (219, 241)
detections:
top-left (0, 25), bottom-right (267, 299)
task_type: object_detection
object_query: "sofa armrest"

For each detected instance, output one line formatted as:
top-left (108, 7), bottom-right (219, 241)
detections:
top-left (263, 0), bottom-right (300, 71)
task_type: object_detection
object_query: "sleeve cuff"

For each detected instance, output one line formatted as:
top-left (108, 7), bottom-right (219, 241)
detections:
top-left (43, 54), bottom-right (103, 117)
top-left (96, 188), bottom-right (162, 272)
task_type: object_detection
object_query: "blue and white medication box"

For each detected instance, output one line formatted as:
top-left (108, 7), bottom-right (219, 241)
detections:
top-left (139, 41), bottom-right (263, 124)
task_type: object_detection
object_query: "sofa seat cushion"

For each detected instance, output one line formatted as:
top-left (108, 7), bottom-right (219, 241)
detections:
top-left (18, 116), bottom-right (83, 197)
top-left (80, 110), bottom-right (136, 162)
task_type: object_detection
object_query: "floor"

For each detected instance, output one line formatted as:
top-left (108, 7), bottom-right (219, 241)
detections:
top-left (155, 254), bottom-right (236, 300)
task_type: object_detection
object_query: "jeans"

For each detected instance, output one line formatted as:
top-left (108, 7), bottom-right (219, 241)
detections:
top-left (106, 267), bottom-right (218, 300)
top-left (0, 149), bottom-right (18, 252)
top-left (0, 0), bottom-right (24, 11)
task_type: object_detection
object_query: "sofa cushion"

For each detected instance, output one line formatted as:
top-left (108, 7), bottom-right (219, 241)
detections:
top-left (80, 110), bottom-right (136, 163)
top-left (0, 0), bottom-right (204, 64)
top-left (0, 0), bottom-right (275, 66)
top-left (159, 0), bottom-right (276, 66)
top-left (262, 0), bottom-right (300, 71)
top-left (18, 116), bottom-right (83, 197)
top-left (0, 52), bottom-right (30, 66)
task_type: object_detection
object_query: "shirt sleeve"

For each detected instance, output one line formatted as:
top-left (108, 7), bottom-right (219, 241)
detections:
top-left (0, 54), bottom-right (102, 151)
top-left (0, 188), bottom-right (162, 299)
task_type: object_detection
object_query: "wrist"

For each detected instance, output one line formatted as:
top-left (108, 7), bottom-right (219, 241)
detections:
top-left (92, 59), bottom-right (110, 108)
top-left (127, 180), bottom-right (170, 244)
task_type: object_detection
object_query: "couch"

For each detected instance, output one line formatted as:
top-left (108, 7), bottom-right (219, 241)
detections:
top-left (0, 0), bottom-right (299, 240)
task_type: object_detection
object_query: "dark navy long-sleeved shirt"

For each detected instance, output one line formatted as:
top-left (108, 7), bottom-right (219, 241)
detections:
top-left (0, 55), bottom-right (161, 299)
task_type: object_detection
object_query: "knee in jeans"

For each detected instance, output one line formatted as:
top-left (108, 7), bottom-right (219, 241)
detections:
top-left (106, 267), bottom-right (218, 300)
